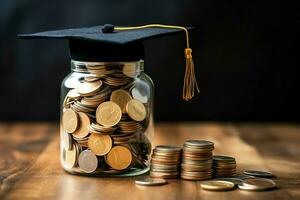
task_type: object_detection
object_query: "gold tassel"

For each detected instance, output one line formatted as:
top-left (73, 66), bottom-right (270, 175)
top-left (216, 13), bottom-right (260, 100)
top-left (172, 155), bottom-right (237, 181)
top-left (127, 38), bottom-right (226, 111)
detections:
top-left (114, 24), bottom-right (200, 101)
top-left (183, 48), bottom-right (200, 101)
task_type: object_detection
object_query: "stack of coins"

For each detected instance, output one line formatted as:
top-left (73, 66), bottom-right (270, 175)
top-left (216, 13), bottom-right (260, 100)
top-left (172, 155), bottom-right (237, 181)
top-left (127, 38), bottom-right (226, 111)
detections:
top-left (213, 155), bottom-right (236, 177)
top-left (61, 61), bottom-right (152, 175)
top-left (150, 145), bottom-right (182, 179)
top-left (181, 140), bottom-right (214, 180)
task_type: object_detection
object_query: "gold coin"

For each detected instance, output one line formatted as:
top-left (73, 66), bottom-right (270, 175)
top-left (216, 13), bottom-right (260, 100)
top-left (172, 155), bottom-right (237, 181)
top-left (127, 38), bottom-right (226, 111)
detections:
top-left (64, 144), bottom-right (77, 169)
top-left (135, 177), bottom-right (168, 186)
top-left (77, 80), bottom-right (102, 96)
top-left (62, 108), bottom-right (78, 133)
top-left (126, 99), bottom-right (146, 121)
top-left (106, 145), bottom-right (132, 170)
top-left (84, 76), bottom-right (100, 82)
top-left (96, 102), bottom-right (122, 126)
top-left (72, 112), bottom-right (90, 138)
top-left (67, 89), bottom-right (81, 99)
top-left (200, 180), bottom-right (235, 191)
top-left (88, 133), bottom-right (112, 156)
top-left (123, 63), bottom-right (137, 77)
top-left (110, 89), bottom-right (132, 113)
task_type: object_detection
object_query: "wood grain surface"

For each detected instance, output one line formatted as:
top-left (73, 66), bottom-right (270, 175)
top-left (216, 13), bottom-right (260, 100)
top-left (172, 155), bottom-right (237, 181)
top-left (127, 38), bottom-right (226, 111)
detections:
top-left (0, 123), bottom-right (299, 200)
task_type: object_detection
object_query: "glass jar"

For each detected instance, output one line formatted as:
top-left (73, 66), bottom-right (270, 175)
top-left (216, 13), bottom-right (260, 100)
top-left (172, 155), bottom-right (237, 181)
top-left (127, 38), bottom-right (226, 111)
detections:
top-left (60, 60), bottom-right (154, 176)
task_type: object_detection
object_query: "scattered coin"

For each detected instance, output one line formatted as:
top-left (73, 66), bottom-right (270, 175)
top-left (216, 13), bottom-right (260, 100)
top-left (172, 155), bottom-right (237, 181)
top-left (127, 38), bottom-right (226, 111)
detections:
top-left (135, 177), bottom-right (168, 186)
top-left (126, 99), bottom-right (147, 121)
top-left (88, 134), bottom-right (112, 156)
top-left (243, 170), bottom-right (274, 178)
top-left (62, 108), bottom-right (78, 133)
top-left (238, 178), bottom-right (276, 191)
top-left (106, 145), bottom-right (132, 170)
top-left (78, 150), bottom-right (98, 173)
top-left (200, 180), bottom-right (235, 191)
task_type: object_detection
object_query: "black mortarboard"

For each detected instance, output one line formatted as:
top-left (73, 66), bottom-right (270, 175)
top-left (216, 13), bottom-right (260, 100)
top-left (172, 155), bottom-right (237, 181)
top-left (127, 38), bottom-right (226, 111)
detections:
top-left (19, 25), bottom-right (188, 62)
top-left (18, 24), bottom-right (199, 100)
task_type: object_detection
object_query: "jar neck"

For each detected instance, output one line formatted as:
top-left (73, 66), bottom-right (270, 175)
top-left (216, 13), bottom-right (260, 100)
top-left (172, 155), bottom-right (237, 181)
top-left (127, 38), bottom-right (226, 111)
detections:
top-left (71, 60), bottom-right (144, 76)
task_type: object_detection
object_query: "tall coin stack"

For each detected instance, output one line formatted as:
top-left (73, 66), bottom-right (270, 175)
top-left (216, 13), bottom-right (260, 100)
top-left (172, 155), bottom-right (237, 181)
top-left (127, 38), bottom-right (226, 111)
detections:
top-left (181, 140), bottom-right (214, 180)
top-left (150, 145), bottom-right (182, 179)
top-left (213, 155), bottom-right (236, 177)
top-left (61, 61), bottom-right (152, 174)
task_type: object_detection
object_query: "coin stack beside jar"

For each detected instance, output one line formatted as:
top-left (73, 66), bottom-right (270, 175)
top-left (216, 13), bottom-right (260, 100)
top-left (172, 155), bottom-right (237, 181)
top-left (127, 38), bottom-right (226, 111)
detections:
top-left (61, 62), bottom-right (152, 174)
top-left (213, 155), bottom-right (237, 177)
top-left (150, 145), bottom-right (182, 179)
top-left (180, 140), bottom-right (214, 180)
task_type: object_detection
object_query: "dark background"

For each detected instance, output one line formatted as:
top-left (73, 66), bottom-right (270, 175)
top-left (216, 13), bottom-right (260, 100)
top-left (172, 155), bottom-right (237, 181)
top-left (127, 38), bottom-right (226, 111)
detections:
top-left (0, 1), bottom-right (299, 122)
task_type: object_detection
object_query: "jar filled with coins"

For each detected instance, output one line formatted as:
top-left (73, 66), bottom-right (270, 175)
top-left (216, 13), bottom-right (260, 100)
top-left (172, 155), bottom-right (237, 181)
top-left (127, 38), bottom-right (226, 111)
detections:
top-left (60, 60), bottom-right (154, 176)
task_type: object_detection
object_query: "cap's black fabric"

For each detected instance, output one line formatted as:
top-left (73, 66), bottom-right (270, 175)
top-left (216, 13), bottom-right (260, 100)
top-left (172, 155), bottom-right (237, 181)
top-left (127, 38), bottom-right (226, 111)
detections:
top-left (68, 39), bottom-right (144, 62)
top-left (18, 25), bottom-right (187, 61)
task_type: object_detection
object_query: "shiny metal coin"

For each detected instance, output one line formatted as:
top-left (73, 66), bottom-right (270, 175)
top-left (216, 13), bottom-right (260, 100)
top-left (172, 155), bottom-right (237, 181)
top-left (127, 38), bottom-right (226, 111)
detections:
top-left (135, 177), bottom-right (168, 186)
top-left (214, 177), bottom-right (243, 185)
top-left (238, 178), bottom-right (276, 191)
top-left (243, 170), bottom-right (274, 178)
top-left (200, 180), bottom-right (235, 191)
top-left (78, 150), bottom-right (98, 173)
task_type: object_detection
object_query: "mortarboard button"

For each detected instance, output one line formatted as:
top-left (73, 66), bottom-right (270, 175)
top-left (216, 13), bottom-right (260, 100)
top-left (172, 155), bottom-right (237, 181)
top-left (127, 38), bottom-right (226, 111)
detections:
top-left (102, 24), bottom-right (115, 33)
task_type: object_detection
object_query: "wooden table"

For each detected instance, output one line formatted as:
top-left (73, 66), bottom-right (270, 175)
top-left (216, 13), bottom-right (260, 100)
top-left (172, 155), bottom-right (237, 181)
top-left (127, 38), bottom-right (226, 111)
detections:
top-left (1, 122), bottom-right (300, 200)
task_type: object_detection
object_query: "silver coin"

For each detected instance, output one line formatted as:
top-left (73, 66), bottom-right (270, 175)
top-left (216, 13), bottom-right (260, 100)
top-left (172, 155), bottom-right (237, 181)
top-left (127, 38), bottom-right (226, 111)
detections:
top-left (214, 177), bottom-right (243, 185)
top-left (213, 155), bottom-right (236, 162)
top-left (62, 132), bottom-right (72, 150)
top-left (243, 170), bottom-right (274, 178)
top-left (185, 140), bottom-right (214, 147)
top-left (135, 177), bottom-right (168, 186)
top-left (155, 145), bottom-right (182, 152)
top-left (131, 80), bottom-right (150, 103)
top-left (238, 178), bottom-right (276, 191)
top-left (131, 88), bottom-right (148, 103)
top-left (78, 150), bottom-right (98, 173)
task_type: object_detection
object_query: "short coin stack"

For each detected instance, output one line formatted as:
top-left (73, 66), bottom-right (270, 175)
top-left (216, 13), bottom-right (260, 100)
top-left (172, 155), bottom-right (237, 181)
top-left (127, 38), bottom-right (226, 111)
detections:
top-left (181, 140), bottom-right (214, 180)
top-left (213, 155), bottom-right (237, 177)
top-left (150, 145), bottom-right (182, 179)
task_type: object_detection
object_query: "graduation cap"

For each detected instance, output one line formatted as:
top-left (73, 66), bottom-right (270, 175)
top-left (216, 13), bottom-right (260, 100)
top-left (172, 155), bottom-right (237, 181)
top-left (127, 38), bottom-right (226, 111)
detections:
top-left (19, 24), bottom-right (199, 101)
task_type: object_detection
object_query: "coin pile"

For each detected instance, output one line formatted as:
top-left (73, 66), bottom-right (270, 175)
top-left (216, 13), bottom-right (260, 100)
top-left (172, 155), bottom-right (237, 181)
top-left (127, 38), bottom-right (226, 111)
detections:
top-left (213, 155), bottom-right (237, 177)
top-left (181, 140), bottom-right (214, 180)
top-left (61, 61), bottom-right (152, 175)
top-left (150, 145), bottom-right (182, 179)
